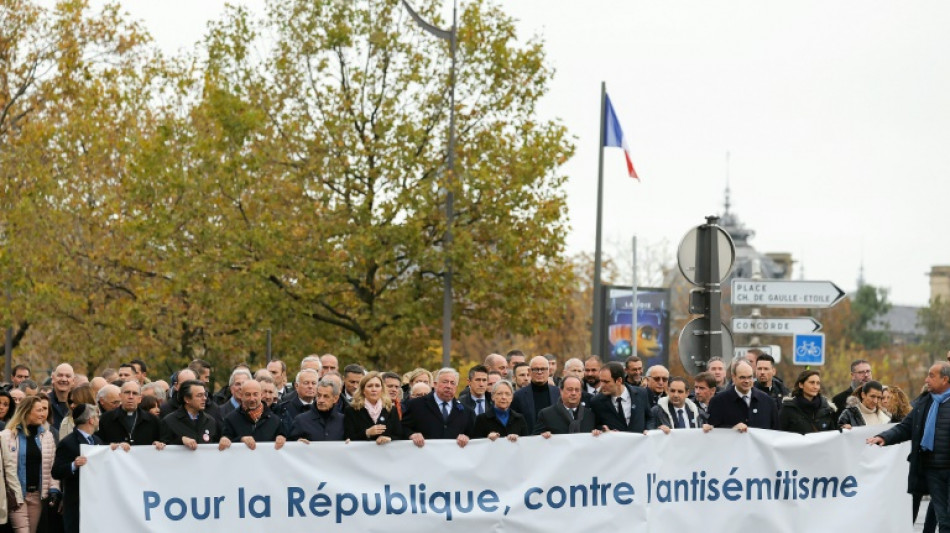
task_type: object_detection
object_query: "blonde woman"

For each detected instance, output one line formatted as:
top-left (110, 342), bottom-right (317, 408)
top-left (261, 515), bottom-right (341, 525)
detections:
top-left (344, 372), bottom-right (401, 444)
top-left (0, 396), bottom-right (61, 533)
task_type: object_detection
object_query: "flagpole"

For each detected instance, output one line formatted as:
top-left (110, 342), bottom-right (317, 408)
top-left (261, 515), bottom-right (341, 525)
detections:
top-left (591, 81), bottom-right (606, 357)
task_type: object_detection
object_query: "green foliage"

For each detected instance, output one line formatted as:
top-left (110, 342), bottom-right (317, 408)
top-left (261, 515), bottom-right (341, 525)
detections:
top-left (920, 297), bottom-right (950, 362)
top-left (0, 0), bottom-right (575, 377)
top-left (847, 284), bottom-right (891, 349)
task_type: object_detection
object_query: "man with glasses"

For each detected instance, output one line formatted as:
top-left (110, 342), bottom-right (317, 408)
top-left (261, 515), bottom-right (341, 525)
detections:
top-left (590, 361), bottom-right (654, 433)
top-left (511, 356), bottom-right (560, 433)
top-left (96, 381), bottom-right (162, 446)
top-left (160, 380), bottom-right (228, 450)
top-left (703, 360), bottom-right (778, 432)
top-left (644, 365), bottom-right (669, 408)
top-left (833, 359), bottom-right (873, 412)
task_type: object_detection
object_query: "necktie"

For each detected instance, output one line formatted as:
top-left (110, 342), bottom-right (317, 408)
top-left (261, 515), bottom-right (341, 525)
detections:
top-left (616, 397), bottom-right (624, 422)
top-left (675, 408), bottom-right (686, 429)
top-left (475, 399), bottom-right (483, 415)
top-left (87, 435), bottom-right (95, 445)
top-left (441, 401), bottom-right (450, 420)
top-left (743, 395), bottom-right (751, 407)
top-left (570, 408), bottom-right (576, 420)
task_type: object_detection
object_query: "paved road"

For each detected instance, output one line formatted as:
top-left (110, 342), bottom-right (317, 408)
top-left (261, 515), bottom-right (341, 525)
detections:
top-left (914, 499), bottom-right (930, 533)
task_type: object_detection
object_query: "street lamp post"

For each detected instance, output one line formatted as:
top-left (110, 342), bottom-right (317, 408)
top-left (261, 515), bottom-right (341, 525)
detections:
top-left (402, 0), bottom-right (457, 369)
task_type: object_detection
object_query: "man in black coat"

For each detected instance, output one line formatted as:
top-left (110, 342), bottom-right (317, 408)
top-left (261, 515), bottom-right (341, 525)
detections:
top-left (402, 368), bottom-right (474, 448)
top-left (278, 369), bottom-right (320, 435)
top-left (52, 404), bottom-right (105, 533)
top-left (289, 378), bottom-right (345, 442)
top-left (704, 360), bottom-right (779, 431)
top-left (160, 368), bottom-right (223, 424)
top-left (869, 362), bottom-right (950, 530)
top-left (535, 376), bottom-right (597, 437)
top-left (458, 365), bottom-right (493, 416)
top-left (223, 380), bottom-right (286, 449)
top-left (832, 359), bottom-right (872, 412)
top-left (511, 356), bottom-right (560, 432)
top-left (590, 361), bottom-right (655, 433)
top-left (160, 380), bottom-right (228, 450)
top-left (96, 381), bottom-right (162, 446)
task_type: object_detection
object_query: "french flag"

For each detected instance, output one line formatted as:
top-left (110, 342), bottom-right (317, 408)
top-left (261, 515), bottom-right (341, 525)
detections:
top-left (603, 94), bottom-right (639, 180)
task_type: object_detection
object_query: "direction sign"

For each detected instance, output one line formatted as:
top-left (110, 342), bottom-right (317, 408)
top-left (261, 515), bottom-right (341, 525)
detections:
top-left (731, 279), bottom-right (845, 308)
top-left (793, 333), bottom-right (825, 365)
top-left (731, 317), bottom-right (822, 336)
top-left (734, 345), bottom-right (782, 364)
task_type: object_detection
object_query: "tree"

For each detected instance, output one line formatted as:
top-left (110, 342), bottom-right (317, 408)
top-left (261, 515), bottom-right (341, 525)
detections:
top-left (847, 284), bottom-right (891, 349)
top-left (169, 0), bottom-right (575, 369)
top-left (920, 297), bottom-right (950, 363)
top-left (2, 0), bottom-right (576, 376)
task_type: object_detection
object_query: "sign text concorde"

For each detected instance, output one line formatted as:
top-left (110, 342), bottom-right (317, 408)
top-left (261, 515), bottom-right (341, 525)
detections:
top-left (731, 280), bottom-right (846, 308)
top-left (731, 317), bottom-right (822, 335)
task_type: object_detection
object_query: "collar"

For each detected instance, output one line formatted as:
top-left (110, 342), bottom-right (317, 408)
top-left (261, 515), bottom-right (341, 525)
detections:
top-left (77, 428), bottom-right (93, 440)
top-left (734, 386), bottom-right (752, 398)
top-left (616, 386), bottom-right (631, 403)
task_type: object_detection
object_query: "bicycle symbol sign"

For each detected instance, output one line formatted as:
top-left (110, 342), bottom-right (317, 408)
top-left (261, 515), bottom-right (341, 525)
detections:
top-left (793, 333), bottom-right (825, 365)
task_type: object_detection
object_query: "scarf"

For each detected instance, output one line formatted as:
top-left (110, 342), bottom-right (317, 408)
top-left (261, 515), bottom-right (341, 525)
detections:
top-left (922, 389), bottom-right (950, 451)
top-left (365, 399), bottom-right (383, 423)
top-left (793, 394), bottom-right (822, 413)
top-left (494, 407), bottom-right (510, 427)
top-left (245, 404), bottom-right (264, 423)
top-left (857, 401), bottom-right (890, 425)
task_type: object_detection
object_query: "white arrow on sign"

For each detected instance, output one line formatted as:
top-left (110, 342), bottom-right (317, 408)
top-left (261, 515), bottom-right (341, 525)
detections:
top-left (731, 317), bottom-right (822, 335)
top-left (731, 279), bottom-right (845, 308)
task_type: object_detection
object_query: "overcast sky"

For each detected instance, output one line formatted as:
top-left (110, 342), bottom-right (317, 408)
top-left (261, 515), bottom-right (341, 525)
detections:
top-left (101, 1), bottom-right (950, 306)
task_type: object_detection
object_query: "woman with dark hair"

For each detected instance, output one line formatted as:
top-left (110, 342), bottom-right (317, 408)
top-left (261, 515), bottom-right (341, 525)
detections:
top-left (139, 395), bottom-right (162, 418)
top-left (838, 381), bottom-right (890, 429)
top-left (0, 391), bottom-right (14, 429)
top-left (778, 370), bottom-right (838, 434)
top-left (883, 385), bottom-right (912, 423)
top-left (473, 381), bottom-right (527, 441)
top-left (343, 372), bottom-right (401, 445)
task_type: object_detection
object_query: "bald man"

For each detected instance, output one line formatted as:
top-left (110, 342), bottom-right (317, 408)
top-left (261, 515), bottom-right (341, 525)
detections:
top-left (49, 363), bottom-right (76, 427)
top-left (510, 356), bottom-right (560, 432)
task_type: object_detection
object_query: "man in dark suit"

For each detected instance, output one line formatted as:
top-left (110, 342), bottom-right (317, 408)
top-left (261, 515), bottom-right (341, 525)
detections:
top-left (590, 361), bottom-right (655, 433)
top-left (869, 362), bottom-right (950, 531)
top-left (96, 381), bottom-right (162, 446)
top-left (704, 360), bottom-right (779, 432)
top-left (402, 368), bottom-right (474, 448)
top-left (511, 356), bottom-right (560, 432)
top-left (52, 404), bottom-right (104, 533)
top-left (832, 359), bottom-right (872, 412)
top-left (290, 378), bottom-right (345, 441)
top-left (218, 368), bottom-right (253, 420)
top-left (458, 365), bottom-right (493, 416)
top-left (535, 376), bottom-right (598, 437)
top-left (160, 380), bottom-right (229, 449)
top-left (277, 369), bottom-right (320, 435)
top-left (223, 380), bottom-right (286, 449)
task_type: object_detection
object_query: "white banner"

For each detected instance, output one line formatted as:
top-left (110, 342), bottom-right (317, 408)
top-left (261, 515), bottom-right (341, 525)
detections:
top-left (81, 426), bottom-right (912, 533)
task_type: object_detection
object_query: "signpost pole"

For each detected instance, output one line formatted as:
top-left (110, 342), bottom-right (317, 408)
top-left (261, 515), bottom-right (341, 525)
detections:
top-left (631, 235), bottom-right (638, 359)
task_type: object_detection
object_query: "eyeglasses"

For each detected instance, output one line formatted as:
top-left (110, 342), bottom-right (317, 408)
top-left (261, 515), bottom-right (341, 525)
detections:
top-left (651, 376), bottom-right (669, 382)
top-left (735, 375), bottom-right (754, 381)
top-left (530, 368), bottom-right (548, 373)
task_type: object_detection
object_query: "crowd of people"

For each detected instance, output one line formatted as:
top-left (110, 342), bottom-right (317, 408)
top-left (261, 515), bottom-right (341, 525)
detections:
top-left (0, 348), bottom-right (940, 533)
